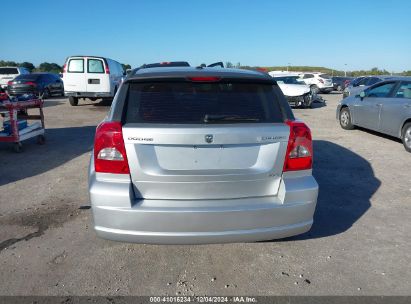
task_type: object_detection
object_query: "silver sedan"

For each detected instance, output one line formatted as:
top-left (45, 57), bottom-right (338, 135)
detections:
top-left (337, 77), bottom-right (411, 152)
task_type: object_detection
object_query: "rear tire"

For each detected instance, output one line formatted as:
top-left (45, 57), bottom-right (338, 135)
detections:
top-left (69, 96), bottom-right (78, 106)
top-left (402, 122), bottom-right (411, 153)
top-left (339, 107), bottom-right (354, 130)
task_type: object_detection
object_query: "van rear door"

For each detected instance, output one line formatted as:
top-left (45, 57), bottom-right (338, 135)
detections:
top-left (86, 58), bottom-right (110, 94)
top-left (64, 57), bottom-right (86, 92)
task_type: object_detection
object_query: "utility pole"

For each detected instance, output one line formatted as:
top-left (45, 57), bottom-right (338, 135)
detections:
top-left (344, 64), bottom-right (347, 77)
top-left (287, 63), bottom-right (290, 72)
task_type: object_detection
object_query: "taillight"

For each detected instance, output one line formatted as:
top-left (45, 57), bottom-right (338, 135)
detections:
top-left (187, 76), bottom-right (221, 82)
top-left (283, 120), bottom-right (313, 172)
top-left (105, 63), bottom-right (110, 74)
top-left (25, 81), bottom-right (37, 87)
top-left (7, 81), bottom-right (13, 86)
top-left (94, 121), bottom-right (130, 174)
top-left (318, 79), bottom-right (324, 84)
top-left (62, 64), bottom-right (67, 76)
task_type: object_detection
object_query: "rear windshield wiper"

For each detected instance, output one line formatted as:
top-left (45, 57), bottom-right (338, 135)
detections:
top-left (204, 114), bottom-right (260, 123)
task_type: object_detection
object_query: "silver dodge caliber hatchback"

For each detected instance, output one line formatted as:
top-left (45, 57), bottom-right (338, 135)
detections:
top-left (88, 67), bottom-right (319, 244)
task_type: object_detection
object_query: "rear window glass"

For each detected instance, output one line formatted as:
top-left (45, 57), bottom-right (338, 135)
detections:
top-left (320, 74), bottom-right (331, 79)
top-left (357, 77), bottom-right (369, 85)
top-left (366, 77), bottom-right (382, 85)
top-left (0, 68), bottom-right (18, 74)
top-left (125, 82), bottom-right (283, 124)
top-left (68, 59), bottom-right (84, 73)
top-left (14, 74), bottom-right (40, 81)
top-left (88, 59), bottom-right (105, 73)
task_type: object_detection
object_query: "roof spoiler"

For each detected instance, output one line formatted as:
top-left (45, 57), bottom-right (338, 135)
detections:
top-left (207, 62), bottom-right (224, 68)
top-left (196, 62), bottom-right (225, 69)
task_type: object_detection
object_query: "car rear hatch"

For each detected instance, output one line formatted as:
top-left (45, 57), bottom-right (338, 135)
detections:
top-left (121, 78), bottom-right (290, 200)
top-left (7, 75), bottom-right (39, 94)
top-left (320, 74), bottom-right (333, 86)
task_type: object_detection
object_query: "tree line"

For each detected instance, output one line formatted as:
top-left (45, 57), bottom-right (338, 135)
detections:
top-left (226, 62), bottom-right (411, 77)
top-left (0, 60), bottom-right (131, 74)
top-left (3, 59), bottom-right (410, 77)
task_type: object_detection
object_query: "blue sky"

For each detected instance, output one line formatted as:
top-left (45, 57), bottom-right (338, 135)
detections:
top-left (2, 0), bottom-right (411, 71)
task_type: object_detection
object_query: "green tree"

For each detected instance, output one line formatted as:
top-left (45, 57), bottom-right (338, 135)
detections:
top-left (122, 63), bottom-right (131, 71)
top-left (20, 62), bottom-right (35, 72)
top-left (36, 62), bottom-right (62, 74)
top-left (0, 60), bottom-right (18, 67)
top-left (225, 61), bottom-right (234, 68)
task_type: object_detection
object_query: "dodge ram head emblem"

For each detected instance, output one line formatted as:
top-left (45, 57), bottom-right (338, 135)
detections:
top-left (205, 134), bottom-right (213, 143)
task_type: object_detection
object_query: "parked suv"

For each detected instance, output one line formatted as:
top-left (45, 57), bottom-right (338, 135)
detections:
top-left (89, 67), bottom-right (319, 244)
top-left (300, 73), bottom-right (333, 94)
top-left (0, 66), bottom-right (30, 89)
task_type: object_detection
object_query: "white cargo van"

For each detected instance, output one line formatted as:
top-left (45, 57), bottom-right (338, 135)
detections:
top-left (62, 56), bottom-right (125, 106)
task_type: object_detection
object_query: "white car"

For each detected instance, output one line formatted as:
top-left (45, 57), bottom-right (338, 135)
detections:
top-left (62, 55), bottom-right (125, 106)
top-left (0, 67), bottom-right (30, 89)
top-left (269, 72), bottom-right (313, 108)
top-left (300, 72), bottom-right (333, 94)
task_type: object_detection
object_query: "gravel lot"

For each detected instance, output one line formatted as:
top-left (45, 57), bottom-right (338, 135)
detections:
top-left (0, 93), bottom-right (410, 296)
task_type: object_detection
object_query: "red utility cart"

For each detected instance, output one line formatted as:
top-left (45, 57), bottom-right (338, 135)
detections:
top-left (0, 98), bottom-right (45, 152)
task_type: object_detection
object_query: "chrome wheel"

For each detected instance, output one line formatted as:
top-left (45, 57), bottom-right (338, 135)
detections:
top-left (340, 108), bottom-right (354, 130)
top-left (340, 111), bottom-right (349, 127)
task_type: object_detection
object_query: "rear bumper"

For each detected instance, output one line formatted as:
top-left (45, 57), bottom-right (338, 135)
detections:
top-left (95, 220), bottom-right (313, 244)
top-left (89, 169), bottom-right (319, 244)
top-left (7, 87), bottom-right (38, 96)
top-left (65, 91), bottom-right (112, 98)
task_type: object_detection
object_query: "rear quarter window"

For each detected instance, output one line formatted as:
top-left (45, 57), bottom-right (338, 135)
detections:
top-left (0, 67), bottom-right (18, 74)
top-left (125, 82), bottom-right (284, 124)
top-left (68, 59), bottom-right (84, 73)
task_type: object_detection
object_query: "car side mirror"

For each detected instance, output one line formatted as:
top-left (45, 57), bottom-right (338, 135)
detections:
top-left (359, 91), bottom-right (366, 100)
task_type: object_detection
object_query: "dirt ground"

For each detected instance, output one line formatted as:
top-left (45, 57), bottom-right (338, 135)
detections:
top-left (0, 94), bottom-right (410, 296)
